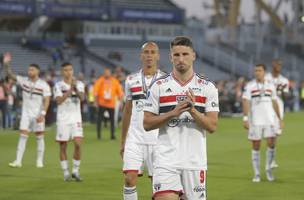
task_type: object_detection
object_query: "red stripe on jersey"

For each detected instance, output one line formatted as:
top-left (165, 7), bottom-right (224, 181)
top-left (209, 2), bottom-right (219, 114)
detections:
top-left (160, 95), bottom-right (176, 103)
top-left (35, 88), bottom-right (43, 92)
top-left (160, 95), bottom-right (206, 103)
top-left (251, 89), bottom-right (260, 93)
top-left (130, 87), bottom-right (142, 92)
top-left (266, 89), bottom-right (272, 93)
top-left (195, 96), bottom-right (206, 103)
top-left (22, 84), bottom-right (29, 89)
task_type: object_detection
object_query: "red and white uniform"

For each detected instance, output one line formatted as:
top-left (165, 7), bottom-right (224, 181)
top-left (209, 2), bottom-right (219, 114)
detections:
top-left (54, 80), bottom-right (85, 142)
top-left (123, 69), bottom-right (166, 176)
top-left (144, 72), bottom-right (219, 199)
top-left (16, 75), bottom-right (51, 132)
top-left (242, 79), bottom-right (278, 140)
top-left (265, 73), bottom-right (289, 134)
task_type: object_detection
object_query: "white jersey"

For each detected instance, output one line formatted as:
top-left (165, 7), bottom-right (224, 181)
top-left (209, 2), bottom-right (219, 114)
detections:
top-left (16, 75), bottom-right (51, 117)
top-left (265, 73), bottom-right (289, 118)
top-left (54, 80), bottom-right (85, 125)
top-left (144, 73), bottom-right (219, 170)
top-left (125, 69), bottom-right (166, 145)
top-left (242, 79), bottom-right (277, 126)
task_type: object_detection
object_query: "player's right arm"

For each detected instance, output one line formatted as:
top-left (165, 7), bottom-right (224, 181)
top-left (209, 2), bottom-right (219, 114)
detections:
top-left (242, 84), bottom-right (251, 130)
top-left (3, 52), bottom-right (17, 81)
top-left (120, 100), bottom-right (132, 159)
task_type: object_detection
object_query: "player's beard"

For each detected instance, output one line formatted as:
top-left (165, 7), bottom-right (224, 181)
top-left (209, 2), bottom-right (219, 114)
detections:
top-left (175, 64), bottom-right (189, 74)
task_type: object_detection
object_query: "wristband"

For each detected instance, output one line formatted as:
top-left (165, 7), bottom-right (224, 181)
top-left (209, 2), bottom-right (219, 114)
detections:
top-left (41, 110), bottom-right (46, 116)
top-left (243, 116), bottom-right (248, 121)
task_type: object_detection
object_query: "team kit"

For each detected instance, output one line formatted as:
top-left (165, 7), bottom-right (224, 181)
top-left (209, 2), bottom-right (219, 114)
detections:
top-left (3, 36), bottom-right (288, 200)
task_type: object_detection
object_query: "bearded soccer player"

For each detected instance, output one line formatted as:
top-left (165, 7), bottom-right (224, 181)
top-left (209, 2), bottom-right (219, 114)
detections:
top-left (54, 62), bottom-right (85, 181)
top-left (121, 42), bottom-right (166, 200)
top-left (3, 53), bottom-right (51, 168)
top-left (242, 64), bottom-right (283, 182)
top-left (264, 59), bottom-right (289, 168)
top-left (143, 36), bottom-right (219, 200)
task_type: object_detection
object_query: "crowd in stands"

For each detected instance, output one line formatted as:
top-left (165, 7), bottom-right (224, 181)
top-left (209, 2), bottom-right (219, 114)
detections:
top-left (0, 66), bottom-right (303, 130)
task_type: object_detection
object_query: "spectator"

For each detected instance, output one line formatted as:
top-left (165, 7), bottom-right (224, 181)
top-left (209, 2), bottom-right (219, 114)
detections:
top-left (0, 79), bottom-right (8, 129)
top-left (94, 68), bottom-right (124, 140)
top-left (300, 81), bottom-right (304, 110)
top-left (4, 76), bottom-right (16, 128)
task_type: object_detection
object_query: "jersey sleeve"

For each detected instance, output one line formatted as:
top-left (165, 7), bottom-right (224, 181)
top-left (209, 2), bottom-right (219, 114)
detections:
top-left (283, 78), bottom-right (289, 93)
top-left (143, 82), bottom-right (159, 115)
top-left (242, 83), bottom-right (251, 100)
top-left (43, 82), bottom-right (51, 97)
top-left (53, 83), bottom-right (63, 98)
top-left (16, 75), bottom-right (26, 86)
top-left (77, 81), bottom-right (85, 93)
top-left (205, 83), bottom-right (219, 112)
top-left (271, 84), bottom-right (278, 100)
top-left (124, 77), bottom-right (132, 101)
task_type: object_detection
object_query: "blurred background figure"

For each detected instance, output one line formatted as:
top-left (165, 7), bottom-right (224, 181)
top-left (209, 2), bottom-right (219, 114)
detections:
top-left (0, 78), bottom-right (8, 129)
top-left (94, 68), bottom-right (124, 140)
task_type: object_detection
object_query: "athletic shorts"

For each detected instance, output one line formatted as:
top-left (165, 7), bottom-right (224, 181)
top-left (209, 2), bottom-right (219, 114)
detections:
top-left (20, 114), bottom-right (45, 132)
top-left (123, 142), bottom-right (155, 177)
top-left (153, 167), bottom-right (207, 200)
top-left (56, 122), bottom-right (83, 142)
top-left (248, 125), bottom-right (276, 140)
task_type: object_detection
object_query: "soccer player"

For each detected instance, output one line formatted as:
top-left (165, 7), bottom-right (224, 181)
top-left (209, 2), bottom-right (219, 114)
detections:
top-left (265, 59), bottom-right (289, 168)
top-left (242, 64), bottom-right (283, 182)
top-left (3, 52), bottom-right (51, 168)
top-left (53, 62), bottom-right (85, 181)
top-left (120, 41), bottom-right (166, 200)
top-left (143, 36), bottom-right (219, 200)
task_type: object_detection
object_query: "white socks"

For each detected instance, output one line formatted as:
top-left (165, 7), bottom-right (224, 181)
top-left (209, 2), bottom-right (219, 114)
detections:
top-left (251, 150), bottom-right (260, 176)
top-left (72, 159), bottom-right (81, 175)
top-left (266, 147), bottom-right (275, 170)
top-left (36, 135), bottom-right (45, 164)
top-left (60, 160), bottom-right (69, 176)
top-left (61, 160), bottom-right (81, 175)
top-left (123, 186), bottom-right (138, 200)
top-left (15, 134), bottom-right (29, 164)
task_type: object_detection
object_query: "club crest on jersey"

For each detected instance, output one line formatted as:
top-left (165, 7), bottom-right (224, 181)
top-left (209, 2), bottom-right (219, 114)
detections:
top-left (176, 95), bottom-right (187, 102)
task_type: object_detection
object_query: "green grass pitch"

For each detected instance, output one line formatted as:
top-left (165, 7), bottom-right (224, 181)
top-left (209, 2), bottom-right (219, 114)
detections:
top-left (0, 112), bottom-right (303, 200)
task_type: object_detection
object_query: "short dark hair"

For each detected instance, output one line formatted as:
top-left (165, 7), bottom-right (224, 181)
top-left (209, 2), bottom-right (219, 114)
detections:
top-left (255, 63), bottom-right (266, 70)
top-left (61, 62), bottom-right (72, 68)
top-left (170, 36), bottom-right (193, 50)
top-left (29, 64), bottom-right (40, 70)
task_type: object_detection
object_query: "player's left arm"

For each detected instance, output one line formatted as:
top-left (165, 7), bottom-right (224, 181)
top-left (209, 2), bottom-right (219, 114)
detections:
top-left (73, 80), bottom-right (85, 102)
top-left (186, 89), bottom-right (218, 133)
top-left (271, 85), bottom-right (284, 129)
top-left (37, 84), bottom-right (51, 123)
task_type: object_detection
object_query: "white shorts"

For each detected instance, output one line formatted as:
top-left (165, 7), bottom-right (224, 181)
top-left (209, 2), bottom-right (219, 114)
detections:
top-left (248, 125), bottom-right (276, 140)
top-left (20, 115), bottom-right (45, 132)
top-left (123, 142), bottom-right (155, 177)
top-left (153, 167), bottom-right (207, 200)
top-left (56, 122), bottom-right (83, 142)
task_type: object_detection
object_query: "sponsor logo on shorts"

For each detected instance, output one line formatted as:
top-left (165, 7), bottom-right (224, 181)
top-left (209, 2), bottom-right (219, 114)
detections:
top-left (193, 185), bottom-right (205, 198)
top-left (154, 183), bottom-right (161, 191)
